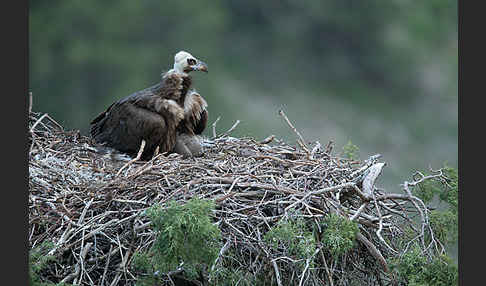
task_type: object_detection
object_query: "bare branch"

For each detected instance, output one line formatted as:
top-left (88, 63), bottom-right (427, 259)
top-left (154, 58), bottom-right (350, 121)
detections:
top-left (211, 116), bottom-right (221, 138)
top-left (278, 109), bottom-right (310, 154)
top-left (116, 139), bottom-right (146, 176)
top-left (28, 110), bottom-right (452, 285)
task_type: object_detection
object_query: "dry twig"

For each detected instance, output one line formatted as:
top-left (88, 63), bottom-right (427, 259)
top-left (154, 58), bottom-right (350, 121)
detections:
top-left (278, 109), bottom-right (310, 154)
top-left (28, 111), bottom-right (449, 285)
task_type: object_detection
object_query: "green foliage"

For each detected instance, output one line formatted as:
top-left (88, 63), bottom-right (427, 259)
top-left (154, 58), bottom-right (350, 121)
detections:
top-left (132, 198), bottom-right (221, 284)
top-left (390, 166), bottom-right (458, 285)
top-left (441, 166), bottom-right (458, 213)
top-left (391, 245), bottom-right (458, 286)
top-left (342, 140), bottom-right (360, 160)
top-left (413, 166), bottom-right (458, 245)
top-left (429, 209), bottom-right (458, 245)
top-left (413, 166), bottom-right (458, 208)
top-left (209, 266), bottom-right (259, 286)
top-left (264, 214), bottom-right (316, 262)
top-left (131, 251), bottom-right (154, 275)
top-left (29, 241), bottom-right (72, 286)
top-left (320, 213), bottom-right (359, 258)
top-left (413, 176), bottom-right (441, 204)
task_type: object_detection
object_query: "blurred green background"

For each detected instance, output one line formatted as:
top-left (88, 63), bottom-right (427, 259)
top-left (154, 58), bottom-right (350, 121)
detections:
top-left (29, 0), bottom-right (457, 192)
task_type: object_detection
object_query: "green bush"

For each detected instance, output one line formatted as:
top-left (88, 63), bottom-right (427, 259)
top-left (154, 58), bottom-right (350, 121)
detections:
top-left (413, 176), bottom-right (441, 204)
top-left (132, 198), bottom-right (222, 284)
top-left (413, 166), bottom-right (457, 210)
top-left (209, 266), bottom-right (259, 286)
top-left (264, 214), bottom-right (317, 262)
top-left (29, 241), bottom-right (72, 286)
top-left (429, 209), bottom-right (457, 245)
top-left (321, 213), bottom-right (359, 258)
top-left (391, 244), bottom-right (458, 286)
top-left (342, 140), bottom-right (360, 160)
top-left (414, 166), bottom-right (458, 245)
top-left (440, 166), bottom-right (458, 213)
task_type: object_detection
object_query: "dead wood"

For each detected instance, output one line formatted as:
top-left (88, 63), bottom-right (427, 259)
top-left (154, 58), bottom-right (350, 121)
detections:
top-left (28, 109), bottom-right (450, 285)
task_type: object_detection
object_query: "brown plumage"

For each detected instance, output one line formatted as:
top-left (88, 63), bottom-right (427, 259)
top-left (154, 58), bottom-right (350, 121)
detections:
top-left (90, 51), bottom-right (208, 160)
top-left (174, 90), bottom-right (208, 158)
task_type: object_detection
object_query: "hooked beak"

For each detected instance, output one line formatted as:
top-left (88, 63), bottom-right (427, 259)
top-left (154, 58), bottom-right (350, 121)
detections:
top-left (193, 61), bottom-right (208, 73)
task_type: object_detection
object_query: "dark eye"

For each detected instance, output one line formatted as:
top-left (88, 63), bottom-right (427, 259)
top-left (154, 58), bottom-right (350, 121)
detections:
top-left (187, 58), bottom-right (196, 65)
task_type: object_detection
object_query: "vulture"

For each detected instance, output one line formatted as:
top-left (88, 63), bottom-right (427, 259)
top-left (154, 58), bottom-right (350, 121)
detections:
top-left (90, 51), bottom-right (209, 160)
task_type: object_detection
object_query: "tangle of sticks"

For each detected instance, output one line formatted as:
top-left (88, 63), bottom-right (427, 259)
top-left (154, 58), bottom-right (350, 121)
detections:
top-left (28, 108), bottom-right (452, 285)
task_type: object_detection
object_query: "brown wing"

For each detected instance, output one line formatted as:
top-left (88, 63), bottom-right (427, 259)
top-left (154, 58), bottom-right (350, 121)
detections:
top-left (177, 90), bottom-right (208, 135)
top-left (90, 87), bottom-right (184, 160)
top-left (194, 109), bottom-right (208, 135)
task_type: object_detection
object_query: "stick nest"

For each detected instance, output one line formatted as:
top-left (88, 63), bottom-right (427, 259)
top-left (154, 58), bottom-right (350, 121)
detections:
top-left (29, 110), bottom-right (449, 286)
